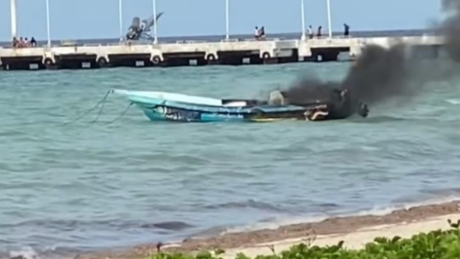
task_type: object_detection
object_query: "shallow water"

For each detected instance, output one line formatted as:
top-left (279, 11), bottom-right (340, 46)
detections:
top-left (1, 62), bottom-right (460, 258)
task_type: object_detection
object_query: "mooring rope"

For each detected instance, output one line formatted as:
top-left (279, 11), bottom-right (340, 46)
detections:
top-left (90, 96), bottom-right (108, 123)
top-left (62, 90), bottom-right (133, 126)
top-left (105, 102), bottom-right (133, 125)
top-left (63, 90), bottom-right (111, 126)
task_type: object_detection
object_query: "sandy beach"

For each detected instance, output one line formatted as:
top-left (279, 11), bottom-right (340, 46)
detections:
top-left (221, 213), bottom-right (459, 259)
top-left (77, 200), bottom-right (460, 259)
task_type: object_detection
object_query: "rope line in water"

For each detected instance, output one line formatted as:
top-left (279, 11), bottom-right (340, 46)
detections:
top-left (63, 90), bottom-right (133, 126)
top-left (105, 102), bottom-right (133, 125)
top-left (91, 96), bottom-right (108, 123)
top-left (63, 90), bottom-right (111, 126)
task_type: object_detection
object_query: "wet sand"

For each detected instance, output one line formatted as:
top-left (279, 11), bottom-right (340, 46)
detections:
top-left (78, 200), bottom-right (460, 259)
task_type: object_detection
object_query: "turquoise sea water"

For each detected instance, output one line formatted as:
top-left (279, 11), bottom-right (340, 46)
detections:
top-left (1, 61), bottom-right (460, 258)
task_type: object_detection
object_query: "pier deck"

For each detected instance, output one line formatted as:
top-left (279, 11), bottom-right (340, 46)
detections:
top-left (0, 35), bottom-right (445, 71)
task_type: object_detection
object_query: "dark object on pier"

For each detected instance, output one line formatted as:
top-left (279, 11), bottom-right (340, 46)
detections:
top-left (126, 12), bottom-right (164, 41)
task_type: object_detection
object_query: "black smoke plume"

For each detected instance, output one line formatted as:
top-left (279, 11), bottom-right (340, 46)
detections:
top-left (439, 0), bottom-right (460, 62)
top-left (279, 43), bottom-right (416, 114)
top-left (276, 0), bottom-right (460, 116)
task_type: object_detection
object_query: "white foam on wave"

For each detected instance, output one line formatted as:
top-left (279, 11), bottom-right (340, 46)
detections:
top-left (222, 196), bottom-right (460, 235)
top-left (446, 99), bottom-right (460, 105)
top-left (6, 246), bottom-right (76, 259)
top-left (360, 145), bottom-right (380, 152)
top-left (8, 247), bottom-right (40, 259)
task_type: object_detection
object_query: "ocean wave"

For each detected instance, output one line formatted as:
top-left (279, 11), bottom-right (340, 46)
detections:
top-left (203, 199), bottom-right (284, 212)
top-left (221, 196), bottom-right (460, 235)
top-left (446, 98), bottom-right (460, 105)
top-left (0, 219), bottom-right (195, 233)
top-left (140, 221), bottom-right (195, 231)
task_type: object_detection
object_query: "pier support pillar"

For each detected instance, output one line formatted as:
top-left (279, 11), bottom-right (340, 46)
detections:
top-left (150, 53), bottom-right (163, 66)
top-left (42, 53), bottom-right (57, 70)
top-left (349, 46), bottom-right (362, 58)
top-left (259, 49), bottom-right (274, 60)
top-left (43, 59), bottom-right (56, 69)
top-left (298, 41), bottom-right (312, 61)
top-left (312, 50), bottom-right (339, 62)
top-left (205, 51), bottom-right (219, 64)
top-left (260, 50), bottom-right (278, 65)
top-left (96, 55), bottom-right (110, 68)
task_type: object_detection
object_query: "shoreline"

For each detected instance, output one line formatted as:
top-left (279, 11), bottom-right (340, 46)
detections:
top-left (78, 199), bottom-right (460, 259)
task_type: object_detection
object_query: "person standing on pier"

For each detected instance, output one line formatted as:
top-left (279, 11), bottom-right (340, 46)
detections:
top-left (18, 37), bottom-right (25, 47)
top-left (344, 23), bottom-right (350, 37)
top-left (259, 27), bottom-right (265, 39)
top-left (317, 26), bottom-right (322, 38)
top-left (307, 25), bottom-right (314, 39)
top-left (12, 37), bottom-right (19, 48)
top-left (254, 26), bottom-right (259, 39)
top-left (30, 37), bottom-right (37, 47)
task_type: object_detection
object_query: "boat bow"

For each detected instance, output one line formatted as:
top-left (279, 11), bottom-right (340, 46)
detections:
top-left (111, 89), bottom-right (224, 107)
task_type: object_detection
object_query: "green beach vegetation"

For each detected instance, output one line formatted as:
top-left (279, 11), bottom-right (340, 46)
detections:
top-left (146, 219), bottom-right (460, 259)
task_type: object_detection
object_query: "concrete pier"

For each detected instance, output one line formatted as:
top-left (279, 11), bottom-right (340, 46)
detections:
top-left (0, 35), bottom-right (445, 71)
